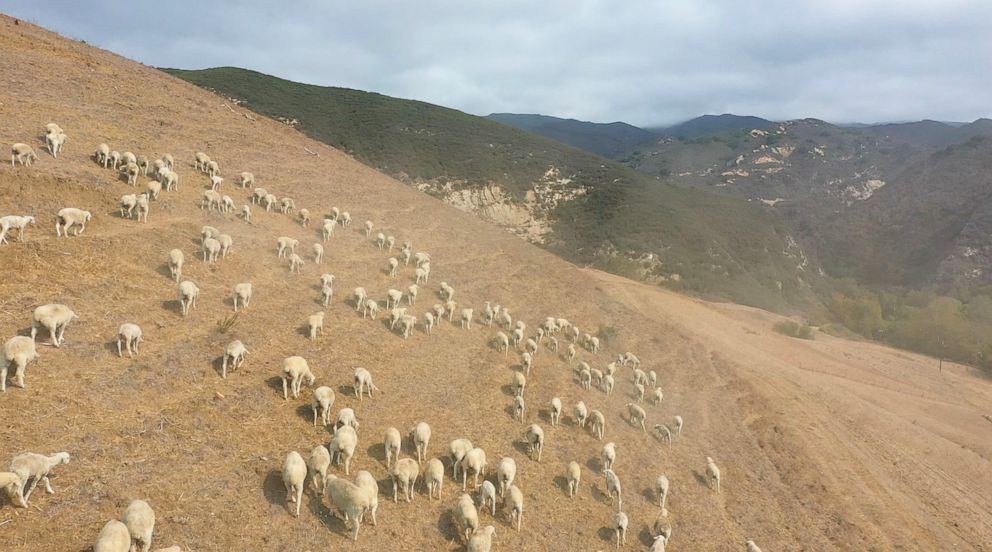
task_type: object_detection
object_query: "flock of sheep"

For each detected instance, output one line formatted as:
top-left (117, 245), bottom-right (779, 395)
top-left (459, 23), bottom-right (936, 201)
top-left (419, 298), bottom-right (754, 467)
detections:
top-left (3, 129), bottom-right (763, 552)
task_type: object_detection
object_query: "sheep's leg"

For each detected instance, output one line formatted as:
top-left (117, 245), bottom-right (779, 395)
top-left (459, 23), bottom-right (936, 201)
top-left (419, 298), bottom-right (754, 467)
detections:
top-left (23, 477), bottom-right (37, 501)
top-left (282, 378), bottom-right (289, 400)
top-left (1, 365), bottom-right (6, 392)
top-left (117, 339), bottom-right (123, 358)
top-left (42, 476), bottom-right (53, 494)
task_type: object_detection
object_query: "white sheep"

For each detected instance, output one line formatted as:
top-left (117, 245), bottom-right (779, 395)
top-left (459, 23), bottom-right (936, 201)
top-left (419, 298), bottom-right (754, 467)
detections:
top-left (410, 421), bottom-right (432, 463)
top-left (602, 442), bottom-right (617, 472)
top-left (251, 187), bottom-right (267, 204)
top-left (386, 288), bottom-right (404, 309)
top-left (0, 215), bottom-right (35, 243)
top-left (391, 457), bottom-right (419, 503)
top-left (627, 403), bottom-right (647, 431)
top-left (94, 143), bottom-right (111, 167)
top-left (353, 367), bottom-right (380, 400)
top-left (353, 287), bottom-right (367, 311)
top-left (414, 266), bottom-right (427, 284)
top-left (328, 425), bottom-right (359, 475)
top-left (574, 401), bottom-right (588, 427)
top-left (31, 303), bottom-right (77, 347)
top-left (513, 395), bottom-right (525, 421)
top-left (653, 424), bottom-right (673, 449)
top-left (206, 160), bottom-right (219, 177)
top-left (454, 493), bottom-right (480, 543)
top-left (239, 172), bottom-right (254, 188)
top-left (3, 336), bottom-right (38, 392)
top-left (478, 480), bottom-right (497, 515)
top-left (495, 331), bottom-right (509, 355)
top-left (363, 299), bottom-right (380, 320)
top-left (116, 323), bottom-right (143, 358)
top-left (45, 130), bottom-right (67, 158)
top-left (566, 343), bottom-right (576, 363)
top-left (375, 232), bottom-right (386, 249)
top-left (146, 179), bottom-right (162, 200)
top-left (512, 371), bottom-right (526, 398)
top-left (423, 458), bottom-right (444, 499)
top-left (309, 445), bottom-right (331, 493)
top-left (280, 197), bottom-right (295, 214)
top-left (706, 456), bottom-right (721, 493)
top-left (334, 407), bottom-right (360, 434)
top-left (222, 340), bottom-right (248, 379)
top-left (460, 447), bottom-right (487, 490)
top-left (673, 415), bottom-right (683, 436)
top-left (233, 283), bottom-right (252, 311)
top-left (512, 328), bottom-right (524, 349)
top-left (448, 438), bottom-right (474, 479)
top-left (525, 424), bottom-right (544, 462)
top-left (55, 208), bottom-right (92, 237)
top-left (201, 190), bottom-right (222, 211)
top-left (613, 511), bottom-right (629, 549)
top-left (312, 386), bottom-right (335, 426)
top-left (9, 452), bottom-right (70, 503)
top-left (404, 284), bottom-right (418, 305)
top-left (494, 457), bottom-right (516, 500)
top-left (321, 283), bottom-right (334, 307)
top-left (281, 356), bottom-right (315, 400)
top-left (221, 194), bottom-right (235, 212)
top-left (653, 387), bottom-right (664, 405)
top-left (354, 470), bottom-right (380, 526)
top-left (93, 520), bottom-right (130, 552)
top-left (124, 161), bottom-right (140, 185)
top-left (656, 474), bottom-right (670, 514)
top-left (648, 369), bottom-right (658, 387)
top-left (282, 451), bottom-right (307, 517)
top-left (589, 336), bottom-right (600, 353)
top-left (201, 225), bottom-right (219, 243)
top-left (309, 242), bottom-right (323, 265)
top-left (652, 514), bottom-right (673, 550)
top-left (241, 204), bottom-right (252, 222)
top-left (119, 194), bottom-right (138, 218)
top-left (0, 471), bottom-right (25, 507)
top-left (308, 311), bottom-right (325, 341)
top-left (445, 299), bottom-right (458, 322)
top-left (276, 237), bottom-right (298, 258)
top-left (209, 174), bottom-right (223, 191)
top-left (567, 461), bottom-right (581, 497)
top-left (549, 397), bottom-right (562, 427)
top-left (10, 143), bottom-right (38, 167)
top-left (263, 194), bottom-right (277, 212)
top-left (109, 150), bottom-right (121, 169)
top-left (467, 525), bottom-right (496, 552)
top-left (159, 168), bottom-right (179, 191)
top-left (746, 540), bottom-right (763, 552)
top-left (520, 352), bottom-right (533, 376)
top-left (321, 219), bottom-right (337, 240)
top-left (123, 499), bottom-right (155, 552)
top-left (504, 485), bottom-right (524, 531)
top-left (364, 220), bottom-right (374, 237)
top-left (324, 474), bottom-right (370, 541)
top-left (603, 374), bottom-right (615, 395)
top-left (201, 237), bottom-right (221, 263)
top-left (590, 409), bottom-right (606, 440)
top-left (384, 427), bottom-right (402, 469)
top-left (578, 366), bottom-right (592, 390)
top-left (289, 253), bottom-right (305, 274)
top-left (633, 368), bottom-right (647, 386)
top-left (423, 311), bottom-right (435, 335)
top-left (432, 303), bottom-right (446, 324)
top-left (605, 468), bottom-right (622, 510)
top-left (461, 308), bottom-right (474, 329)
top-left (135, 194), bottom-right (149, 223)
top-left (400, 314), bottom-right (417, 338)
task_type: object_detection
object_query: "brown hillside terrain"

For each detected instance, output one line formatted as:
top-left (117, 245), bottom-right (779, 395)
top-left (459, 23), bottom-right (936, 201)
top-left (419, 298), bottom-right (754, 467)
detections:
top-left (1, 16), bottom-right (990, 552)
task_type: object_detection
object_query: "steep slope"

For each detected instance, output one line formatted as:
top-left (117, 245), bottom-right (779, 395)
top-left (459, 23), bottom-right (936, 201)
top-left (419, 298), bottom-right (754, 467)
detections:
top-left (164, 67), bottom-right (815, 311)
top-left (651, 114), bottom-right (776, 139)
top-left (485, 113), bottom-right (657, 158)
top-left (2, 16), bottom-right (991, 552)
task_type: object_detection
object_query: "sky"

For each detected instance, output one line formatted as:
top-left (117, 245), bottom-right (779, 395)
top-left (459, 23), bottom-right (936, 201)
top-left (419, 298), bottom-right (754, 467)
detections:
top-left (3, 0), bottom-right (991, 127)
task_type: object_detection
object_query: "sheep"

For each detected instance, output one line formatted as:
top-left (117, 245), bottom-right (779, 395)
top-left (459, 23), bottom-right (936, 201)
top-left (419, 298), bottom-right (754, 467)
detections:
top-left (312, 386), bottom-right (336, 426)
top-left (363, 300), bottom-right (380, 320)
top-left (281, 356), bottom-right (315, 400)
top-left (251, 187), bottom-right (267, 204)
top-left (653, 387), bottom-right (664, 405)
top-left (206, 160), bottom-right (219, 177)
top-left (633, 383), bottom-right (646, 402)
top-left (263, 194), bottom-right (277, 211)
top-left (30, 304), bottom-right (77, 347)
top-left (613, 511), bottom-right (629, 549)
top-left (109, 150), bottom-right (121, 169)
top-left (146, 179), bottom-right (162, 200)
top-left (45, 131), bottom-right (67, 158)
top-left (364, 220), bottom-right (374, 237)
top-left (375, 232), bottom-right (386, 249)
top-left (604, 468), bottom-right (622, 510)
top-left (574, 401), bottom-right (588, 427)
top-left (652, 514), bottom-right (673, 549)
top-left (423, 311), bottom-right (436, 335)
top-left (445, 299), bottom-right (458, 322)
top-left (519, 352), bottom-right (534, 376)
top-left (512, 371), bottom-right (526, 398)
top-left (404, 421), bottom-right (431, 463)
top-left (282, 451), bottom-right (307, 517)
top-left (135, 194), bottom-right (150, 223)
top-left (116, 323), bottom-right (143, 358)
top-left (201, 226), bottom-right (219, 244)
top-left (348, 367), bottom-right (378, 400)
top-left (439, 281), bottom-right (454, 301)
top-left (386, 256), bottom-right (399, 277)
top-left (123, 499), bottom-right (155, 552)
top-left (119, 195), bottom-right (138, 220)
top-left (276, 237), bottom-right (297, 258)
top-left (222, 340), bottom-right (248, 379)
top-left (602, 442), bottom-right (617, 472)
top-left (706, 456), bottom-right (721, 493)
top-left (525, 424), bottom-right (545, 462)
top-left (0, 215), bottom-right (35, 243)
top-left (328, 425), bottom-right (358, 475)
top-left (504, 485), bottom-right (524, 531)
top-left (542, 398), bottom-right (560, 427)
top-left (513, 395), bottom-right (525, 421)
top-left (567, 461), bottom-right (581, 497)
top-left (55, 208), bottom-right (92, 237)
top-left (309, 445), bottom-right (331, 493)
top-left (471, 480), bottom-right (495, 517)
top-left (467, 525), bottom-right (496, 552)
top-left (323, 474), bottom-right (370, 541)
top-left (391, 457), bottom-right (419, 503)
top-left (353, 470), bottom-right (380, 526)
top-left (289, 253), bottom-right (305, 274)
top-left (201, 237), bottom-right (221, 263)
top-left (95, 143), bottom-right (111, 167)
top-left (310, 242), bottom-right (324, 264)
top-left (590, 367), bottom-right (603, 387)
top-left (10, 143), bottom-right (38, 166)
top-left (525, 338), bottom-right (539, 356)
top-left (321, 219), bottom-right (337, 240)
top-left (237, 171), bottom-right (254, 188)
top-left (280, 197), bottom-right (295, 214)
top-left (673, 416), bottom-right (683, 436)
top-left (136, 155), bottom-right (149, 175)
top-left (578, 366), bottom-right (592, 390)
top-left (334, 407), bottom-right (360, 433)
top-left (414, 266), bottom-right (427, 284)
top-left (159, 168), bottom-right (179, 191)
top-left (603, 374), bottom-right (615, 395)
top-left (499, 309), bottom-right (512, 329)
top-left (454, 493), bottom-right (480, 543)
top-left (0, 471), bottom-right (25, 507)
top-left (627, 403), bottom-right (647, 431)
top-left (353, 287), bottom-right (368, 311)
top-left (432, 303), bottom-right (446, 324)
top-left (3, 336), bottom-right (38, 392)
top-left (400, 314), bottom-right (417, 338)
top-left (308, 311), bottom-right (325, 341)
top-left (746, 540), bottom-right (763, 552)
top-left (222, 193), bottom-right (236, 211)
top-left (589, 336), bottom-right (600, 353)
top-left (448, 438), bottom-right (474, 479)
top-left (648, 369), bottom-right (658, 387)
top-left (321, 284), bottom-right (334, 307)
top-left (376, 427), bottom-right (402, 471)
top-left (233, 283), bottom-right (252, 311)
top-left (656, 474), bottom-right (670, 514)
top-left (493, 457), bottom-right (517, 499)
top-left (590, 409), bottom-right (606, 440)
top-left (299, 208), bottom-right (311, 227)
top-left (241, 204), bottom-right (252, 222)
top-left (548, 336), bottom-right (558, 352)
top-left (653, 424), bottom-right (673, 449)
top-left (201, 190), bottom-right (223, 211)
top-left (461, 308), bottom-right (474, 329)
top-left (633, 369), bottom-right (647, 386)
top-left (495, 331), bottom-right (510, 355)
top-left (93, 520), bottom-right (131, 552)
top-left (124, 161), bottom-right (140, 185)
top-left (421, 457), bottom-right (444, 500)
top-left (340, 211), bottom-right (352, 225)
top-left (9, 452), bottom-right (70, 503)
top-left (209, 175), bottom-right (223, 191)
top-left (511, 328), bottom-right (523, 348)
top-left (460, 447), bottom-right (487, 490)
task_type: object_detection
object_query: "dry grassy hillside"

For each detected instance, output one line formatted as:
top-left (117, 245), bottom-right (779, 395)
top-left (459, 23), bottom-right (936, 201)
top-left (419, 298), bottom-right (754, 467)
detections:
top-left (1, 15), bottom-right (990, 551)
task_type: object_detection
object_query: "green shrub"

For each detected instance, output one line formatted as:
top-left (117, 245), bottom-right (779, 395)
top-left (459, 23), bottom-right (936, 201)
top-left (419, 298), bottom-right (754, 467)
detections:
top-left (773, 320), bottom-right (814, 340)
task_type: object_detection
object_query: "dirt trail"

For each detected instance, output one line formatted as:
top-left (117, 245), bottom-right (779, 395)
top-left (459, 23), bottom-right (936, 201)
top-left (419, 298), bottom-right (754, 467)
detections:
top-left (0, 15), bottom-right (990, 552)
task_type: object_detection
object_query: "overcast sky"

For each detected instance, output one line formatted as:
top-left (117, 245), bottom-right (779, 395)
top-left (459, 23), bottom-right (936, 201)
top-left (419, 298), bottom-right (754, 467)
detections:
top-left (4, 0), bottom-right (991, 126)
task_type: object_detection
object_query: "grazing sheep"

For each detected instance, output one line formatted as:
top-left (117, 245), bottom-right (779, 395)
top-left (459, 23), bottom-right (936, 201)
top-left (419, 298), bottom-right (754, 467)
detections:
top-left (159, 168), bottom-right (179, 191)
top-left (45, 131), bottom-right (67, 158)
top-left (706, 456), bottom-right (721, 492)
top-left (206, 160), bottom-right (219, 177)
top-left (121, 151), bottom-right (137, 166)
top-left (328, 425), bottom-right (359, 475)
top-left (567, 461), bottom-right (581, 497)
top-left (410, 421), bottom-right (432, 463)
top-left (0, 472), bottom-right (25, 507)
top-left (578, 366), bottom-right (592, 390)
top-left (308, 311), bottom-right (325, 341)
top-left (10, 143), bottom-right (38, 167)
top-left (321, 284), bottom-right (334, 307)
top-left (137, 155), bottom-right (149, 175)
top-left (423, 311), bottom-right (435, 335)
top-left (467, 525), bottom-right (496, 552)
top-left (574, 401), bottom-right (588, 427)
top-left (460, 447), bottom-right (487, 490)
top-left (322, 219), bottom-right (337, 240)
top-left (386, 288), bottom-right (404, 309)
top-left (461, 308), bottom-right (474, 329)
top-left (590, 409), bottom-right (606, 440)
top-left (123, 499), bottom-right (155, 552)
top-left (627, 403), bottom-right (647, 431)
top-left (656, 474), bottom-right (670, 514)
top-left (9, 452), bottom-right (70, 503)
top-left (3, 336), bottom-right (38, 392)
top-left (176, 281), bottom-right (199, 318)
top-left (549, 397), bottom-right (563, 427)
top-left (353, 287), bottom-right (368, 311)
top-left (119, 194), bottom-right (138, 218)
top-left (323, 474), bottom-right (370, 541)
top-left (281, 356), bottom-right (315, 400)
top-left (95, 143), bottom-right (111, 167)
top-left (504, 485), bottom-right (524, 531)
top-left (375, 232), bottom-right (386, 249)
top-left (201, 225), bottom-right (219, 243)
top-left (746, 540), bottom-right (763, 552)
top-left (445, 299), bottom-right (458, 322)
top-left (312, 386), bottom-right (336, 426)
top-left (0, 215), bottom-right (36, 243)
top-left (525, 424), bottom-right (544, 462)
top-left (423, 458), bottom-right (444, 500)
top-left (432, 303), bottom-right (445, 324)
top-left (222, 340), bottom-right (248, 379)
top-left (391, 458), bottom-right (419, 503)
top-left (383, 427), bottom-right (402, 470)
top-left (513, 395), bottom-right (525, 421)
top-left (511, 328), bottom-right (524, 349)
top-left (603, 374), bottom-right (615, 395)
top-left (276, 237), bottom-right (298, 258)
top-left (454, 493), bottom-right (480, 543)
top-left (311, 242), bottom-right (324, 264)
top-left (116, 323), bottom-right (143, 358)
top-left (648, 369), bottom-right (658, 387)
top-left (201, 190), bottom-right (223, 211)
top-left (548, 336), bottom-right (558, 352)
top-left (448, 438), bottom-right (474, 479)
top-left (251, 187), bottom-right (267, 204)
top-left (354, 470), bottom-right (380, 526)
top-left (93, 520), bottom-right (130, 552)
top-left (30, 304), bottom-right (78, 347)
top-left (605, 468), bottom-right (622, 510)
top-left (334, 408), bottom-right (360, 433)
top-left (238, 172), bottom-right (254, 188)
top-left (135, 194), bottom-right (149, 223)
top-left (385, 256), bottom-right (398, 277)
top-left (673, 416), bottom-right (683, 436)
top-left (363, 300), bottom-right (380, 320)
top-left (602, 442), bottom-right (617, 472)
top-left (588, 336), bottom-right (601, 353)
top-left (653, 424), bottom-right (673, 449)
top-left (194, 152), bottom-right (210, 172)
top-left (490, 332), bottom-right (509, 355)
top-left (653, 387), bottom-right (664, 405)
top-left (614, 511), bottom-right (629, 549)
top-left (201, 237), bottom-right (221, 263)
top-left (353, 367), bottom-right (380, 400)
top-left (55, 208), bottom-right (92, 237)
top-left (124, 161), bottom-right (140, 185)
top-left (633, 369), bottom-right (647, 386)
top-left (231, 283), bottom-right (253, 312)
top-left (566, 343), bottom-right (576, 363)
top-left (309, 445), bottom-right (331, 493)
top-left (478, 480), bottom-right (497, 515)
top-left (652, 514), bottom-right (673, 550)
top-left (280, 197), bottom-right (295, 214)
top-left (496, 457), bottom-right (516, 498)
top-left (439, 281), bottom-right (455, 301)
top-left (512, 371), bottom-right (526, 398)
top-left (341, 211), bottom-right (352, 225)
top-left (109, 150), bottom-right (121, 170)
top-left (146, 179), bottom-right (162, 200)
top-left (289, 253), bottom-right (304, 274)
top-left (241, 204), bottom-right (252, 222)
top-left (364, 220), bottom-right (374, 237)
top-left (282, 451), bottom-right (307, 517)
top-left (209, 175), bottom-right (223, 191)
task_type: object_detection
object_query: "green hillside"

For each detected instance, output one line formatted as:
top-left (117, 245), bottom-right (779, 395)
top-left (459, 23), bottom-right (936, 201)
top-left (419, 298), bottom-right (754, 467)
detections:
top-left (164, 67), bottom-right (817, 310)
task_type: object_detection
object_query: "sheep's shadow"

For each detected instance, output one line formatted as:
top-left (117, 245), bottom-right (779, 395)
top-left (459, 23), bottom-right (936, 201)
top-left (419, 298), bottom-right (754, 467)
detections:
top-left (553, 475), bottom-right (570, 496)
top-left (265, 376), bottom-right (285, 398)
top-left (503, 404), bottom-right (517, 420)
top-left (641, 487), bottom-right (656, 503)
top-left (295, 403), bottom-right (314, 424)
top-left (161, 300), bottom-right (182, 316)
top-left (537, 408), bottom-right (552, 424)
top-left (435, 509), bottom-right (460, 543)
top-left (511, 440), bottom-right (530, 456)
top-left (692, 469), bottom-right (710, 489)
top-left (638, 527), bottom-right (658, 547)
top-left (156, 262), bottom-right (175, 280)
top-left (499, 384), bottom-right (515, 397)
top-left (262, 469), bottom-right (285, 507)
top-left (590, 483), bottom-right (610, 506)
top-left (366, 443), bottom-right (387, 465)
top-left (210, 355), bottom-right (227, 378)
top-left (597, 526), bottom-right (615, 544)
top-left (585, 457), bottom-right (600, 472)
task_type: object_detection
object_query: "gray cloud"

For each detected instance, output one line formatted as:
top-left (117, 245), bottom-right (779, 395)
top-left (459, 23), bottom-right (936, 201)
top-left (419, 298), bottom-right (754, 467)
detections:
top-left (4, 0), bottom-right (990, 126)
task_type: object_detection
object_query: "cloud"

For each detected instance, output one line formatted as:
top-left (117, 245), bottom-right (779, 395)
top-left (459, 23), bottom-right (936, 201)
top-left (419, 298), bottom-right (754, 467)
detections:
top-left (6, 0), bottom-right (991, 126)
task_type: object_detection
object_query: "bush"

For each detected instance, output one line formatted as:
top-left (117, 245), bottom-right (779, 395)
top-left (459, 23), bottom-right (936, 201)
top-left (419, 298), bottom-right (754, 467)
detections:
top-left (773, 320), bottom-right (814, 340)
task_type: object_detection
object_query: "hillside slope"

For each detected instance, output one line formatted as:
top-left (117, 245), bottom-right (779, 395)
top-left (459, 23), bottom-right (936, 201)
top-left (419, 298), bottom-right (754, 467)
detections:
top-left (485, 113), bottom-right (657, 158)
top-left (1, 16), bottom-right (991, 552)
top-left (164, 67), bottom-right (815, 311)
